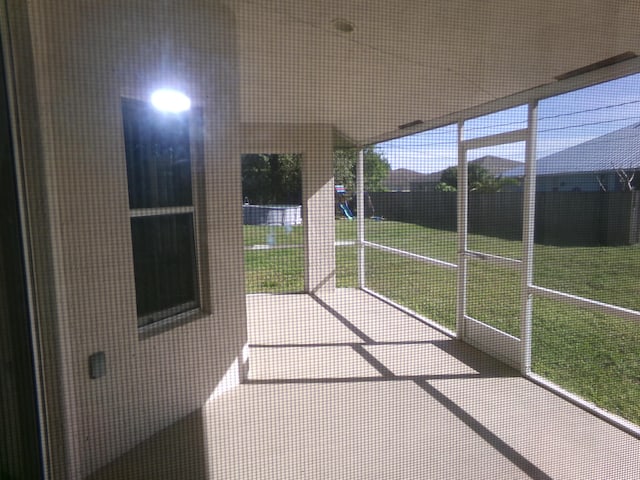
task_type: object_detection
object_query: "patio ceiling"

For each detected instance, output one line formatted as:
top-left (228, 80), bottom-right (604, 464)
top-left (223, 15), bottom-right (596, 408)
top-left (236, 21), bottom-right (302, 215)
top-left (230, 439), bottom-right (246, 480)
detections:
top-left (231, 0), bottom-right (640, 145)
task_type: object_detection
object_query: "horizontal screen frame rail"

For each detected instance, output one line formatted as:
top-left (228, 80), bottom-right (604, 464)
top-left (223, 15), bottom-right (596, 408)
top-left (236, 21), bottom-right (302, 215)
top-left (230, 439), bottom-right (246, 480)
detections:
top-left (460, 128), bottom-right (529, 151)
top-left (363, 241), bottom-right (458, 269)
top-left (464, 249), bottom-right (522, 267)
top-left (529, 285), bottom-right (640, 324)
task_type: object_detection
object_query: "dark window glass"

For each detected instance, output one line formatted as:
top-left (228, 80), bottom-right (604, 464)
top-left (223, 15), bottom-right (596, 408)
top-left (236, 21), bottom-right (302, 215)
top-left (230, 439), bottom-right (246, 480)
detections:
top-left (122, 98), bottom-right (192, 209)
top-left (122, 97), bottom-right (199, 327)
top-left (131, 214), bottom-right (198, 323)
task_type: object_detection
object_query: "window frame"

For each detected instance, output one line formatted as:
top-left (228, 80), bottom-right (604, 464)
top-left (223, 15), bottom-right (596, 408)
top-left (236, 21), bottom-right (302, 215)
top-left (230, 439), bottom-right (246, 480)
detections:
top-left (121, 97), bottom-right (205, 331)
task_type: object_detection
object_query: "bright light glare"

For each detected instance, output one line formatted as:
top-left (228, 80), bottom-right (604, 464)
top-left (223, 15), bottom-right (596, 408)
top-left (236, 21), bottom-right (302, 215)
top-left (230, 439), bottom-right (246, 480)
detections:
top-left (150, 89), bottom-right (191, 113)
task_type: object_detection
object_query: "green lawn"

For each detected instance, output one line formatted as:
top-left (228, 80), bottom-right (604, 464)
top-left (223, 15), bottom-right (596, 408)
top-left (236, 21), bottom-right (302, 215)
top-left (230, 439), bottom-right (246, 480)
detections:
top-left (243, 220), bottom-right (640, 425)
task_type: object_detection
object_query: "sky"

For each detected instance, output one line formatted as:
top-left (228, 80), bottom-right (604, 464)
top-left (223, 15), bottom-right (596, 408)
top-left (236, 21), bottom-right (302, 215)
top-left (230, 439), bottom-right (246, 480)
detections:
top-left (376, 73), bottom-right (640, 174)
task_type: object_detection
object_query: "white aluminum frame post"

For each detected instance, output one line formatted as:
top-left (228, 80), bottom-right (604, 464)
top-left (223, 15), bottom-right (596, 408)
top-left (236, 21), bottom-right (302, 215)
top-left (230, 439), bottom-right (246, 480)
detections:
top-left (520, 101), bottom-right (538, 373)
top-left (357, 148), bottom-right (365, 288)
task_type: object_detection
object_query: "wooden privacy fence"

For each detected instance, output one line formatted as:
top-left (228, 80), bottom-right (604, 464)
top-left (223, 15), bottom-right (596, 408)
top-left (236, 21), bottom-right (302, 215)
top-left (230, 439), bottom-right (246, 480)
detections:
top-left (367, 191), bottom-right (640, 246)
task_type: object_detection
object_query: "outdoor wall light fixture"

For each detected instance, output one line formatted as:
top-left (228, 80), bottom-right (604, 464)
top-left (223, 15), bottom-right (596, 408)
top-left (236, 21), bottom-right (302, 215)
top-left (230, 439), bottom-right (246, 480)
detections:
top-left (398, 119), bottom-right (424, 130)
top-left (150, 88), bottom-right (191, 113)
top-left (332, 18), bottom-right (355, 33)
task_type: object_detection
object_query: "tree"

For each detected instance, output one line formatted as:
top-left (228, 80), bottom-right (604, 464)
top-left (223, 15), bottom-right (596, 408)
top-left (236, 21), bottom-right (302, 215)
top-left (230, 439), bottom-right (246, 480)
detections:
top-left (363, 147), bottom-right (391, 192)
top-left (438, 166), bottom-right (459, 190)
top-left (434, 181), bottom-right (457, 192)
top-left (616, 168), bottom-right (636, 191)
top-left (334, 146), bottom-right (390, 193)
top-left (334, 149), bottom-right (357, 193)
top-left (597, 161), bottom-right (637, 192)
top-left (242, 146), bottom-right (390, 205)
top-left (277, 153), bottom-right (303, 201)
top-left (436, 164), bottom-right (518, 192)
top-left (241, 153), bottom-right (302, 204)
top-left (241, 154), bottom-right (271, 204)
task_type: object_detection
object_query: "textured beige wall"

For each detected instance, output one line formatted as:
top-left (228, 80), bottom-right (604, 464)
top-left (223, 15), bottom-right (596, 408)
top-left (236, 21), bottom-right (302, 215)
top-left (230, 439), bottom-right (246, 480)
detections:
top-left (241, 123), bottom-right (337, 293)
top-left (9, 1), bottom-right (245, 478)
top-left (301, 127), bottom-right (336, 293)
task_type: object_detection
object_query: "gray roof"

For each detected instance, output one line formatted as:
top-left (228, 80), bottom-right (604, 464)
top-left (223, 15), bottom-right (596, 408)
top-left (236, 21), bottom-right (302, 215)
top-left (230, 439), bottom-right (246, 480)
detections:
top-left (383, 168), bottom-right (436, 190)
top-left (470, 155), bottom-right (522, 177)
top-left (504, 123), bottom-right (640, 177)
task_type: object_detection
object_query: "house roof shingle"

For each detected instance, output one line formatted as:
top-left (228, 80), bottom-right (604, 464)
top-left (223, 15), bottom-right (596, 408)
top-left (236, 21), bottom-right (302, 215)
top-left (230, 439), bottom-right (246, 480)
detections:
top-left (505, 123), bottom-right (640, 177)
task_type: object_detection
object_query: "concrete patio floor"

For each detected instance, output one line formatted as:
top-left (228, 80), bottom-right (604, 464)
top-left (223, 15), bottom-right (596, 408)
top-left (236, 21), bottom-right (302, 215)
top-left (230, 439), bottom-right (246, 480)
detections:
top-left (91, 289), bottom-right (639, 479)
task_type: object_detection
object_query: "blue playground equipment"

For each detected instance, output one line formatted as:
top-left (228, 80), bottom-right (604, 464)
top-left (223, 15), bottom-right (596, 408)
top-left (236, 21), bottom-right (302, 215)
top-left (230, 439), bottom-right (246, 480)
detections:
top-left (335, 185), bottom-right (354, 220)
top-left (339, 202), bottom-right (354, 220)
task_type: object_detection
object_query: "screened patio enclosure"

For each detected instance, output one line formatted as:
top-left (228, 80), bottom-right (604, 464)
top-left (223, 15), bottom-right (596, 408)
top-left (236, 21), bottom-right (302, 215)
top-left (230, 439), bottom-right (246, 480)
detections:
top-left (5, 1), bottom-right (640, 478)
top-left (358, 104), bottom-right (538, 370)
top-left (237, 73), bottom-right (640, 437)
top-left (353, 74), bottom-right (640, 437)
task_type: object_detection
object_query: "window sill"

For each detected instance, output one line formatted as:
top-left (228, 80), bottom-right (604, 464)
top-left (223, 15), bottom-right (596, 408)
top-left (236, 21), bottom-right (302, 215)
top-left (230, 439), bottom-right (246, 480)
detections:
top-left (138, 307), bottom-right (205, 340)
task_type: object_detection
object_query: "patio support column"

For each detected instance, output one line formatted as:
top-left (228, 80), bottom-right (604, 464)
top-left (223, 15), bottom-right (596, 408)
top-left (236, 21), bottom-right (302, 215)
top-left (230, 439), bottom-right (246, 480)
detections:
top-left (520, 101), bottom-right (538, 373)
top-left (357, 148), bottom-right (365, 288)
top-left (456, 121), bottom-right (468, 339)
top-left (302, 126), bottom-right (336, 294)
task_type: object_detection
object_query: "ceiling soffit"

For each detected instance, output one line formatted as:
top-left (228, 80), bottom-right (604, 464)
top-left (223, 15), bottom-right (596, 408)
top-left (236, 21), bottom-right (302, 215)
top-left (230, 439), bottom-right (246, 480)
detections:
top-left (231, 0), bottom-right (640, 144)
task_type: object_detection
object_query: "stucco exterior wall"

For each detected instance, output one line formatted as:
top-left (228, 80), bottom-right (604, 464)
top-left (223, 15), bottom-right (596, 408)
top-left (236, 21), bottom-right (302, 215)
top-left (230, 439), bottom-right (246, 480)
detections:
top-left (5, 1), bottom-right (245, 478)
top-left (536, 173), bottom-right (616, 192)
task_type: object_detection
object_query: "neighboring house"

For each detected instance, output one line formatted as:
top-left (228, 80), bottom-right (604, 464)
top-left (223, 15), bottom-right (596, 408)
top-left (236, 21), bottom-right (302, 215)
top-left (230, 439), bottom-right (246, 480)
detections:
top-left (407, 171), bottom-right (442, 191)
top-left (504, 123), bottom-right (640, 191)
top-left (383, 168), bottom-right (434, 191)
top-left (468, 155), bottom-right (523, 177)
top-left (410, 155), bottom-right (522, 191)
